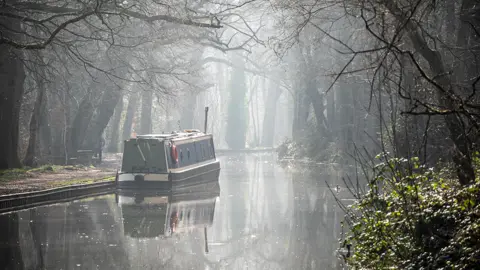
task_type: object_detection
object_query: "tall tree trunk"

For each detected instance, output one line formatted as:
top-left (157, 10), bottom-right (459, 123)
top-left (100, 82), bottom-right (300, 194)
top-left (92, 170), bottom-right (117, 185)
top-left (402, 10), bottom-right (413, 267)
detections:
top-left (260, 80), bottom-right (282, 147)
top-left (48, 81), bottom-right (65, 162)
top-left (292, 87), bottom-right (310, 141)
top-left (455, 0), bottom-right (480, 84)
top-left (225, 53), bottom-right (247, 150)
top-left (180, 92), bottom-right (197, 130)
top-left (216, 62), bottom-right (227, 145)
top-left (107, 96), bottom-right (123, 153)
top-left (139, 90), bottom-right (153, 134)
top-left (39, 90), bottom-right (52, 160)
top-left (306, 82), bottom-right (330, 138)
top-left (83, 88), bottom-right (123, 150)
top-left (122, 91), bottom-right (140, 141)
top-left (23, 74), bottom-right (46, 167)
top-left (336, 81), bottom-right (354, 154)
top-left (66, 92), bottom-right (97, 156)
top-left (326, 86), bottom-right (335, 129)
top-left (0, 20), bottom-right (26, 169)
top-left (65, 54), bottom-right (121, 158)
top-left (248, 76), bottom-right (259, 147)
top-left (164, 97), bottom-right (175, 132)
top-left (384, 1), bottom-right (476, 184)
top-left (195, 90), bottom-right (207, 129)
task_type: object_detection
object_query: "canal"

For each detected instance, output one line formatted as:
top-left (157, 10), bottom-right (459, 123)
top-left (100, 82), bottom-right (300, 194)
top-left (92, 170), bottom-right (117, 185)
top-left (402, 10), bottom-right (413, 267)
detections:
top-left (0, 153), bottom-right (354, 270)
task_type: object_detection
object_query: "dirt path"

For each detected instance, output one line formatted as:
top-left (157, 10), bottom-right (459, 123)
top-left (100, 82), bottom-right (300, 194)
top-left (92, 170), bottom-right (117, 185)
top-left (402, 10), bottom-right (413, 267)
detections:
top-left (0, 153), bottom-right (122, 195)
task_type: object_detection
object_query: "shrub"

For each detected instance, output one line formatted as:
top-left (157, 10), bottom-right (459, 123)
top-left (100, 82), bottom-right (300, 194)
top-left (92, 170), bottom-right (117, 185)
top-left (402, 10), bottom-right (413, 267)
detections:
top-left (342, 154), bottom-right (480, 269)
top-left (277, 121), bottom-right (346, 163)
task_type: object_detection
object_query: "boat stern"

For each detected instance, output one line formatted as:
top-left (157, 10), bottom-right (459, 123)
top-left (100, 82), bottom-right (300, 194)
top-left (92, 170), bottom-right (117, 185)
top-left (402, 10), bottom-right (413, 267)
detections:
top-left (117, 173), bottom-right (171, 189)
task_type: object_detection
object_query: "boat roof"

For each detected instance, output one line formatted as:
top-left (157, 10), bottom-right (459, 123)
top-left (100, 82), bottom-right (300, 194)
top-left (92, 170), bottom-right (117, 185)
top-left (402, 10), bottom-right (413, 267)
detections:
top-left (134, 129), bottom-right (210, 141)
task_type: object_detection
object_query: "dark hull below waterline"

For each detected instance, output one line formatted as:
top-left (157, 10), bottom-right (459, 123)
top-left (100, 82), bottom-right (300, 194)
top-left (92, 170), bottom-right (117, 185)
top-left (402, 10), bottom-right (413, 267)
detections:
top-left (117, 161), bottom-right (220, 190)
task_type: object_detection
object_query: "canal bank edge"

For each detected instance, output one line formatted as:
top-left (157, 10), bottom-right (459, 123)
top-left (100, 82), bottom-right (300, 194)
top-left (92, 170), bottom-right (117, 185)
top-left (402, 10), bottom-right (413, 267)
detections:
top-left (0, 180), bottom-right (116, 214)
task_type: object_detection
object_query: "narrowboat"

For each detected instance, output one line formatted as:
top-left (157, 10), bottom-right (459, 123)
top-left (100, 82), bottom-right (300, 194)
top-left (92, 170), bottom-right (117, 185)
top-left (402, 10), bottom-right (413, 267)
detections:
top-left (116, 182), bottom-right (219, 238)
top-left (117, 129), bottom-right (220, 189)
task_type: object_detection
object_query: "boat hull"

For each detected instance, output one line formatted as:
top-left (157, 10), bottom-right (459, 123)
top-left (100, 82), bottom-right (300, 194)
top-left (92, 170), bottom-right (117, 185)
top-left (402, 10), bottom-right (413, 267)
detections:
top-left (117, 160), bottom-right (220, 189)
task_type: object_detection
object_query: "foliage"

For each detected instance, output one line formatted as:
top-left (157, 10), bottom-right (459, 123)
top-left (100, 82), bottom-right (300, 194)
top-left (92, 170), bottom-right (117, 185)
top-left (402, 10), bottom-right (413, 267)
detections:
top-left (342, 154), bottom-right (480, 269)
top-left (0, 165), bottom-right (55, 181)
top-left (277, 121), bottom-right (346, 164)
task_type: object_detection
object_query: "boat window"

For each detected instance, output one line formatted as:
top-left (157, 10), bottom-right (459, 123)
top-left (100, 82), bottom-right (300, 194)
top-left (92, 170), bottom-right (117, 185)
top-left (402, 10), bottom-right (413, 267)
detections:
top-left (180, 150), bottom-right (183, 161)
top-left (121, 139), bottom-right (167, 173)
top-left (187, 148), bottom-right (190, 159)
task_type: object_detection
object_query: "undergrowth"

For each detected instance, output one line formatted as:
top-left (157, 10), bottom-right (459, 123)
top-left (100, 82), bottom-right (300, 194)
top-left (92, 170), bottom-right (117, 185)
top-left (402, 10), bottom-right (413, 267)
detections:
top-left (277, 126), bottom-right (346, 164)
top-left (0, 165), bottom-right (56, 181)
top-left (341, 154), bottom-right (480, 269)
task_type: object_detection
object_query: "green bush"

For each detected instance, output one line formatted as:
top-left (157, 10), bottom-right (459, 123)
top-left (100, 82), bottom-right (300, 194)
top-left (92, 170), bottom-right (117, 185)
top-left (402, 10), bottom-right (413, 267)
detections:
top-left (342, 154), bottom-right (480, 269)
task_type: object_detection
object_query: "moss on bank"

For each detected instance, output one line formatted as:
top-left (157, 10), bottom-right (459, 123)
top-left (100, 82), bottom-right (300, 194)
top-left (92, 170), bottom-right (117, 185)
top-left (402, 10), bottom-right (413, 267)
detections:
top-left (0, 164), bottom-right (97, 182)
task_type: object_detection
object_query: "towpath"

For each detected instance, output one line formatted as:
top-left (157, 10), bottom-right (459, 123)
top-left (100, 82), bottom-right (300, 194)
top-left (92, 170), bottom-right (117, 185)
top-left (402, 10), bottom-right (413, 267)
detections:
top-left (0, 153), bottom-right (121, 195)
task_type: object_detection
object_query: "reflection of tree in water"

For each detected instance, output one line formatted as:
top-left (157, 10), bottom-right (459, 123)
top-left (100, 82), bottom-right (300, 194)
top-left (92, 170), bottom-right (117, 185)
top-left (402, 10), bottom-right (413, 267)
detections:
top-left (0, 196), bottom-right (131, 270)
top-left (29, 208), bottom-right (47, 269)
top-left (62, 198), bottom-right (130, 269)
top-left (248, 153), bottom-right (291, 267)
top-left (0, 213), bottom-right (24, 270)
top-left (285, 170), bottom-right (341, 270)
top-left (203, 154), bottom-right (295, 269)
top-left (230, 154), bottom-right (247, 239)
top-left (262, 154), bottom-right (281, 227)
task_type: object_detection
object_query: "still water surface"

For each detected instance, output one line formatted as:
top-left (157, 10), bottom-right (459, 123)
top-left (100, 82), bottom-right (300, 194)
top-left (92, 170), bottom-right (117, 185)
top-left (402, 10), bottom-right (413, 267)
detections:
top-left (0, 153), bottom-right (353, 270)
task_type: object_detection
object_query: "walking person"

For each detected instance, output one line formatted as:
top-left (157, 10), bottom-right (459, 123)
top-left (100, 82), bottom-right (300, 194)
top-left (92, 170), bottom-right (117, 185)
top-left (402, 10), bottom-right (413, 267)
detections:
top-left (95, 136), bottom-right (106, 164)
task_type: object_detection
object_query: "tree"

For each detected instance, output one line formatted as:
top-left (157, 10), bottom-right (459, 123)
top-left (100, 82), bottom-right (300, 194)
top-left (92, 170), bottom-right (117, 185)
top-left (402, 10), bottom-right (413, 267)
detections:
top-left (0, 0), bottom-right (257, 168)
top-left (270, 0), bottom-right (480, 183)
top-left (106, 94), bottom-right (123, 153)
top-left (0, 14), bottom-right (26, 169)
top-left (225, 52), bottom-right (248, 149)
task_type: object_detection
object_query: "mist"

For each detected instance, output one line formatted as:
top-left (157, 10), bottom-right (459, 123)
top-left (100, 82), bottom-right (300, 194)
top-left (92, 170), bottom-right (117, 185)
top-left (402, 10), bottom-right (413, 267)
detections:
top-left (1, 1), bottom-right (480, 269)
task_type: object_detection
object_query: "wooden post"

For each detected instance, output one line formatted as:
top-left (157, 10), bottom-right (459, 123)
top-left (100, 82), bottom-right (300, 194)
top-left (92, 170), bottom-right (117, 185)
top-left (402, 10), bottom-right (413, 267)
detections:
top-left (204, 227), bottom-right (209, 253)
top-left (204, 106), bottom-right (209, 133)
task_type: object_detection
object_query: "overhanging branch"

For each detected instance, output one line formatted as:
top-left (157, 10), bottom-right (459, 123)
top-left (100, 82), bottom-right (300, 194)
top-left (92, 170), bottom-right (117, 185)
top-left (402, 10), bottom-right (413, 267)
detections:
top-left (1, 2), bottom-right (222, 50)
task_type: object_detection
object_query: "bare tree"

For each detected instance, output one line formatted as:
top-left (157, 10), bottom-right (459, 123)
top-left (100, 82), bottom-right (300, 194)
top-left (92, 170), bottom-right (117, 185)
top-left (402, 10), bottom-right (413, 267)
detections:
top-left (0, 0), bottom-right (260, 168)
top-left (270, 0), bottom-right (480, 183)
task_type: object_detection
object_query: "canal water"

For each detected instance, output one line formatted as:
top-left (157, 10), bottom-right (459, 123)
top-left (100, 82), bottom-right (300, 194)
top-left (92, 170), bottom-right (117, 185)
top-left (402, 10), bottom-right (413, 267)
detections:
top-left (0, 153), bottom-right (355, 270)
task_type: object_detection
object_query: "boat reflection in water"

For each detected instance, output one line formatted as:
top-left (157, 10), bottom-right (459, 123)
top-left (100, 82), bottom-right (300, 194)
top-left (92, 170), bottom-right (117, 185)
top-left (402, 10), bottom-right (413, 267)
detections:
top-left (116, 182), bottom-right (219, 246)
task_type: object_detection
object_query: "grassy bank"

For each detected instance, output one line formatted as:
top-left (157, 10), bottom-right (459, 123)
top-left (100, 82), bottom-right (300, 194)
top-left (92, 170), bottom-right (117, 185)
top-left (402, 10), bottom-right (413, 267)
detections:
top-left (47, 176), bottom-right (116, 188)
top-left (0, 165), bottom-right (90, 182)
